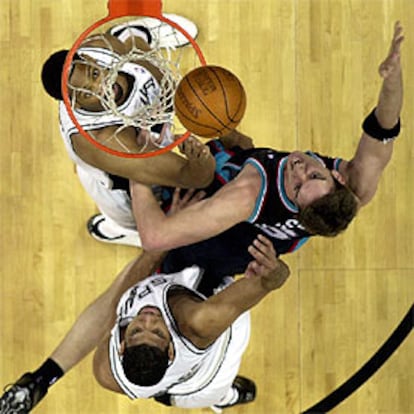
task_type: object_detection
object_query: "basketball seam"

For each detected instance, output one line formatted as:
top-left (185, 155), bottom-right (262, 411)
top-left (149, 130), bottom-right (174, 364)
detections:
top-left (208, 66), bottom-right (245, 122)
top-left (184, 68), bottom-right (233, 130)
top-left (174, 108), bottom-right (222, 133)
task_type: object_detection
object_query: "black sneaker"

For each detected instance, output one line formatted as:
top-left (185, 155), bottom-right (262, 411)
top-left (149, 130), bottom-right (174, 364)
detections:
top-left (0, 373), bottom-right (47, 414)
top-left (86, 214), bottom-right (141, 247)
top-left (214, 376), bottom-right (256, 409)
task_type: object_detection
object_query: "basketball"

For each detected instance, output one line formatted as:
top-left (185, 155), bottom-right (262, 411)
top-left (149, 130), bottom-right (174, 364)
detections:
top-left (174, 65), bottom-right (247, 138)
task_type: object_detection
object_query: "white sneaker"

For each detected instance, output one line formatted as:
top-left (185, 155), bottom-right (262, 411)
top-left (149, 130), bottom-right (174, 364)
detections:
top-left (87, 214), bottom-right (142, 247)
top-left (110, 13), bottom-right (198, 49)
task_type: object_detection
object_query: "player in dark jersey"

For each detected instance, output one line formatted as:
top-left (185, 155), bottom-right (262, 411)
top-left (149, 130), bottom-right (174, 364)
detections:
top-left (132, 22), bottom-right (404, 283)
top-left (157, 141), bottom-right (347, 290)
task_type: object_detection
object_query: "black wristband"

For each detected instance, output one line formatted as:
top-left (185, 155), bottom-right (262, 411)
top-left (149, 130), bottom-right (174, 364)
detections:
top-left (154, 393), bottom-right (172, 406)
top-left (362, 108), bottom-right (400, 141)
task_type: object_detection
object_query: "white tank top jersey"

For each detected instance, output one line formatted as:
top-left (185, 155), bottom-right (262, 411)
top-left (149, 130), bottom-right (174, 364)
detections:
top-left (109, 266), bottom-right (244, 400)
top-left (58, 46), bottom-right (169, 187)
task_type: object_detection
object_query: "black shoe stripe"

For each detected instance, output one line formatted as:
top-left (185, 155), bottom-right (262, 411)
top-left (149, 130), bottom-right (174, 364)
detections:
top-left (87, 216), bottom-right (126, 241)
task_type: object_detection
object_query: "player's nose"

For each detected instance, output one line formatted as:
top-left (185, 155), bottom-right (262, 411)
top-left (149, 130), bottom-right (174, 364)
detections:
top-left (293, 164), bottom-right (307, 181)
top-left (138, 313), bottom-right (159, 326)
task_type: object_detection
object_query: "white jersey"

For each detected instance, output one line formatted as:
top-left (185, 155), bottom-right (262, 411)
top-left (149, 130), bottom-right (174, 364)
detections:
top-left (109, 266), bottom-right (247, 401)
top-left (58, 46), bottom-right (165, 187)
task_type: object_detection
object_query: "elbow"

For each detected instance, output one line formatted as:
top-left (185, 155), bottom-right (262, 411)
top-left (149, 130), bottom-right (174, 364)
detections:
top-left (139, 230), bottom-right (169, 252)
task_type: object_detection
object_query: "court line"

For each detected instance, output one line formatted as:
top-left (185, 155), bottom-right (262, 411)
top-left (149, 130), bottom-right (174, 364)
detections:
top-left (301, 303), bottom-right (414, 414)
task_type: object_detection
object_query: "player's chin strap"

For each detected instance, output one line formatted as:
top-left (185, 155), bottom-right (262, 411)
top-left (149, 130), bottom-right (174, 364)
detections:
top-left (210, 406), bottom-right (223, 414)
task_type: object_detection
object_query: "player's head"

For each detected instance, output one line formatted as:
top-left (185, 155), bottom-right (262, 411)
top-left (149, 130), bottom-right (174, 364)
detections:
top-left (298, 179), bottom-right (358, 236)
top-left (41, 50), bottom-right (129, 111)
top-left (120, 306), bottom-right (173, 386)
top-left (284, 151), bottom-right (358, 236)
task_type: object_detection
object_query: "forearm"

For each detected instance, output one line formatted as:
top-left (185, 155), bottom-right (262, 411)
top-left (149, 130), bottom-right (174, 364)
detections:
top-left (131, 182), bottom-right (170, 250)
top-left (375, 21), bottom-right (404, 128)
top-left (50, 291), bottom-right (117, 372)
top-left (210, 277), bottom-right (270, 314)
top-left (178, 155), bottom-right (215, 188)
top-left (375, 70), bottom-right (403, 128)
top-left (131, 180), bottom-right (249, 250)
top-left (191, 277), bottom-right (271, 345)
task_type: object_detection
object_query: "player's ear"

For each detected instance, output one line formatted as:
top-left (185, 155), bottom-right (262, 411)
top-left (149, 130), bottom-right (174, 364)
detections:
top-left (167, 342), bottom-right (175, 361)
top-left (119, 340), bottom-right (126, 356)
top-left (331, 169), bottom-right (346, 186)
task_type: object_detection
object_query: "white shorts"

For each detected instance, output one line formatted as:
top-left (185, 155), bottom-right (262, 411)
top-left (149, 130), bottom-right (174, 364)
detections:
top-left (76, 165), bottom-right (136, 230)
top-left (172, 311), bottom-right (251, 408)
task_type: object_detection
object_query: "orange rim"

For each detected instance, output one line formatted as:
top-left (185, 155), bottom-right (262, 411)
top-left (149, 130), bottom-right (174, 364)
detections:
top-left (62, 2), bottom-right (206, 158)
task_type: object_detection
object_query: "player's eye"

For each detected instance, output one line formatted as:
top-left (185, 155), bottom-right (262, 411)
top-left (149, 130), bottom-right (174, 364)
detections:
top-left (153, 329), bottom-right (166, 339)
top-left (92, 68), bottom-right (100, 79)
top-left (130, 327), bottom-right (142, 335)
top-left (310, 172), bottom-right (324, 180)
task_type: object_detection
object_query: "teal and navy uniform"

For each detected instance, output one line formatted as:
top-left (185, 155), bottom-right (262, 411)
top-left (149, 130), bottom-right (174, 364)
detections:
top-left (162, 140), bottom-right (342, 293)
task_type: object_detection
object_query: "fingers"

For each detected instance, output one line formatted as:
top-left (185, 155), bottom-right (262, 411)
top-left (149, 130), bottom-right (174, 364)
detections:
top-left (168, 188), bottom-right (206, 215)
top-left (247, 234), bottom-right (276, 269)
top-left (179, 136), bottom-right (211, 160)
top-left (392, 21), bottom-right (404, 54)
top-left (180, 188), bottom-right (206, 205)
top-left (244, 260), bottom-right (264, 279)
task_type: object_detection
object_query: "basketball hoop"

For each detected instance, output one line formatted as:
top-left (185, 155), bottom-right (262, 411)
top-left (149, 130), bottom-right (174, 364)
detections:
top-left (62, 0), bottom-right (206, 158)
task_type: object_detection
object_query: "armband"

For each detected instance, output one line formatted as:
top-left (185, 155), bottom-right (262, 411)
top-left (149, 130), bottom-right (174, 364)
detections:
top-left (362, 108), bottom-right (400, 143)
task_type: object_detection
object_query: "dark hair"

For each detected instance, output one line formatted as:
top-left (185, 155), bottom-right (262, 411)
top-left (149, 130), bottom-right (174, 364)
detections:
top-left (122, 344), bottom-right (169, 386)
top-left (298, 180), bottom-right (358, 237)
top-left (41, 50), bottom-right (79, 100)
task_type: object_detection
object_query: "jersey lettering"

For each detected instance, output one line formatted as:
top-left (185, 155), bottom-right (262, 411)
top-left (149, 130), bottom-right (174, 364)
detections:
top-left (139, 78), bottom-right (157, 105)
top-left (122, 276), bottom-right (168, 313)
top-left (256, 219), bottom-right (306, 240)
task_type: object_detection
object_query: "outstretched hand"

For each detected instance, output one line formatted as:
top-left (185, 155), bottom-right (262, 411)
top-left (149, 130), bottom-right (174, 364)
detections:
top-left (379, 21), bottom-right (404, 79)
top-left (245, 234), bottom-right (290, 290)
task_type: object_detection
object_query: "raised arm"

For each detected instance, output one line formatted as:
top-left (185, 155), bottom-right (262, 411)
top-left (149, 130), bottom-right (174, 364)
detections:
top-left (340, 22), bottom-right (404, 206)
top-left (130, 164), bottom-right (261, 251)
top-left (72, 131), bottom-right (216, 189)
top-left (55, 187), bottom-right (203, 377)
top-left (179, 235), bottom-right (290, 348)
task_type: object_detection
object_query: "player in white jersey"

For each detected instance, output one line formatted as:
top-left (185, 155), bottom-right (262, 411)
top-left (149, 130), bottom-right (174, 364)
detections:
top-left (0, 233), bottom-right (289, 412)
top-left (41, 14), bottom-right (215, 247)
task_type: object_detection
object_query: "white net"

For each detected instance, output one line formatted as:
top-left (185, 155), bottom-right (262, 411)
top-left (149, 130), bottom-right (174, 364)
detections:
top-left (64, 16), bottom-right (201, 155)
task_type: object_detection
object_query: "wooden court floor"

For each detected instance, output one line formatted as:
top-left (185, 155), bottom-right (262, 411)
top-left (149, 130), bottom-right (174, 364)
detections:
top-left (0, 0), bottom-right (413, 413)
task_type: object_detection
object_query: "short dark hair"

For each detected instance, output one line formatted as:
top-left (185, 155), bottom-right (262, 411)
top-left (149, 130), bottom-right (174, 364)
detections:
top-left (41, 50), bottom-right (69, 100)
top-left (122, 344), bottom-right (169, 386)
top-left (298, 180), bottom-right (358, 237)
